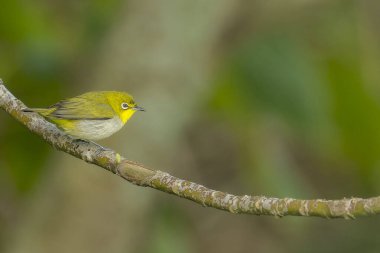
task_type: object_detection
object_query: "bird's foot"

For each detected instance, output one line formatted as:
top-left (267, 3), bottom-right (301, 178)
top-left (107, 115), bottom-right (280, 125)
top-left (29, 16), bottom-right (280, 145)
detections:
top-left (73, 139), bottom-right (111, 151)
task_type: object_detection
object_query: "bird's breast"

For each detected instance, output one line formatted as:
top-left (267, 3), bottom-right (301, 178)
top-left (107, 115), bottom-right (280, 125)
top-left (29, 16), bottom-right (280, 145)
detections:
top-left (67, 117), bottom-right (124, 140)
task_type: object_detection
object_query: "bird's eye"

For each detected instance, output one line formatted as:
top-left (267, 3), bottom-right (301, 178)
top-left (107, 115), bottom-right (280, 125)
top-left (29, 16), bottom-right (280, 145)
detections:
top-left (121, 102), bottom-right (129, 110)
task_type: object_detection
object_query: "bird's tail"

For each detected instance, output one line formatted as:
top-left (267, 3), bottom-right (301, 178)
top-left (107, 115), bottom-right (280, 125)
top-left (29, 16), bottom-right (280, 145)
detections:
top-left (22, 107), bottom-right (54, 116)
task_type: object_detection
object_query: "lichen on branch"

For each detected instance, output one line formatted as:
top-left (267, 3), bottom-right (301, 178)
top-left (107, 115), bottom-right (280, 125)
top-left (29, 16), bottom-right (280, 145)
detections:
top-left (1, 79), bottom-right (380, 219)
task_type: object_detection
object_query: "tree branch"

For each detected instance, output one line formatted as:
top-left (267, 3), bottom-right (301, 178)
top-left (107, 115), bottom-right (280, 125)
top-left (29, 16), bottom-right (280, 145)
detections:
top-left (1, 80), bottom-right (380, 219)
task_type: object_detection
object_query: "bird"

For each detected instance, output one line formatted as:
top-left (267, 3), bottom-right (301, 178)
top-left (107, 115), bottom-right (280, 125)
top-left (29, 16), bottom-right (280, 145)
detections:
top-left (23, 91), bottom-right (144, 141)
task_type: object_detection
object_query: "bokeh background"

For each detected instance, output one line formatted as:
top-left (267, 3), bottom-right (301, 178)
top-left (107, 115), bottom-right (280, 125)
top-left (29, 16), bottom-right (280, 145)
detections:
top-left (1, 0), bottom-right (380, 252)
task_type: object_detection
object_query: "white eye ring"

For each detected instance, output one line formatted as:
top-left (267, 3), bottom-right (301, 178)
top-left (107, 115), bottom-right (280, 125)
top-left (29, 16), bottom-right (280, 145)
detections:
top-left (121, 102), bottom-right (129, 110)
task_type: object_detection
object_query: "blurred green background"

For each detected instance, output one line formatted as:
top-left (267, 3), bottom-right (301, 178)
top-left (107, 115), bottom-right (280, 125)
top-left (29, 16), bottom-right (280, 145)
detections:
top-left (1, 0), bottom-right (380, 252)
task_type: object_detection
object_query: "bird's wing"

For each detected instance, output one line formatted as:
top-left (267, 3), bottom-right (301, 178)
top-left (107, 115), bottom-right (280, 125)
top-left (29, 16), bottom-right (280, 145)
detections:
top-left (48, 93), bottom-right (115, 120)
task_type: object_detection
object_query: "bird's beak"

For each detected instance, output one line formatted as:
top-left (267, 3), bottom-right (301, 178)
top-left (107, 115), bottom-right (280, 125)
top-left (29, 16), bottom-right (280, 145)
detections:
top-left (133, 105), bottom-right (145, 112)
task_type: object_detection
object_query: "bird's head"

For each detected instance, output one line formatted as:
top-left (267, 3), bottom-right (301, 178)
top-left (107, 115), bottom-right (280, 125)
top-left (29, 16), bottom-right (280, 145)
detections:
top-left (107, 91), bottom-right (145, 123)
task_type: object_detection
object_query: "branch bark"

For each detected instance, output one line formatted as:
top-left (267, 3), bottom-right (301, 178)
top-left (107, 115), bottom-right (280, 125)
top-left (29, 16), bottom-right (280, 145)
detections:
top-left (1, 80), bottom-right (380, 219)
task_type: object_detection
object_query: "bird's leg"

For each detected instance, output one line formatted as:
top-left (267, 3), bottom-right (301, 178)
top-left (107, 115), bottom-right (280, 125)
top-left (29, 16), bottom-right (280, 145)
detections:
top-left (73, 138), bottom-right (111, 151)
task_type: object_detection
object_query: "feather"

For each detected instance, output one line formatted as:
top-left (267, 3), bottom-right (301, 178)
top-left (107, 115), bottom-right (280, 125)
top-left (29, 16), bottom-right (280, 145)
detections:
top-left (47, 92), bottom-right (115, 120)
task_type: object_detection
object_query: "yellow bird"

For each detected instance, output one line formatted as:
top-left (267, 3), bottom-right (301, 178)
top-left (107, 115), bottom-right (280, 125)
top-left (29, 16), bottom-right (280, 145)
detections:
top-left (23, 91), bottom-right (144, 141)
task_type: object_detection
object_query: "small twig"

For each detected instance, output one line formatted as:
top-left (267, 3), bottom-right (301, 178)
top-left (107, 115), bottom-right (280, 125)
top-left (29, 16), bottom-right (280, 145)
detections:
top-left (1, 79), bottom-right (380, 218)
